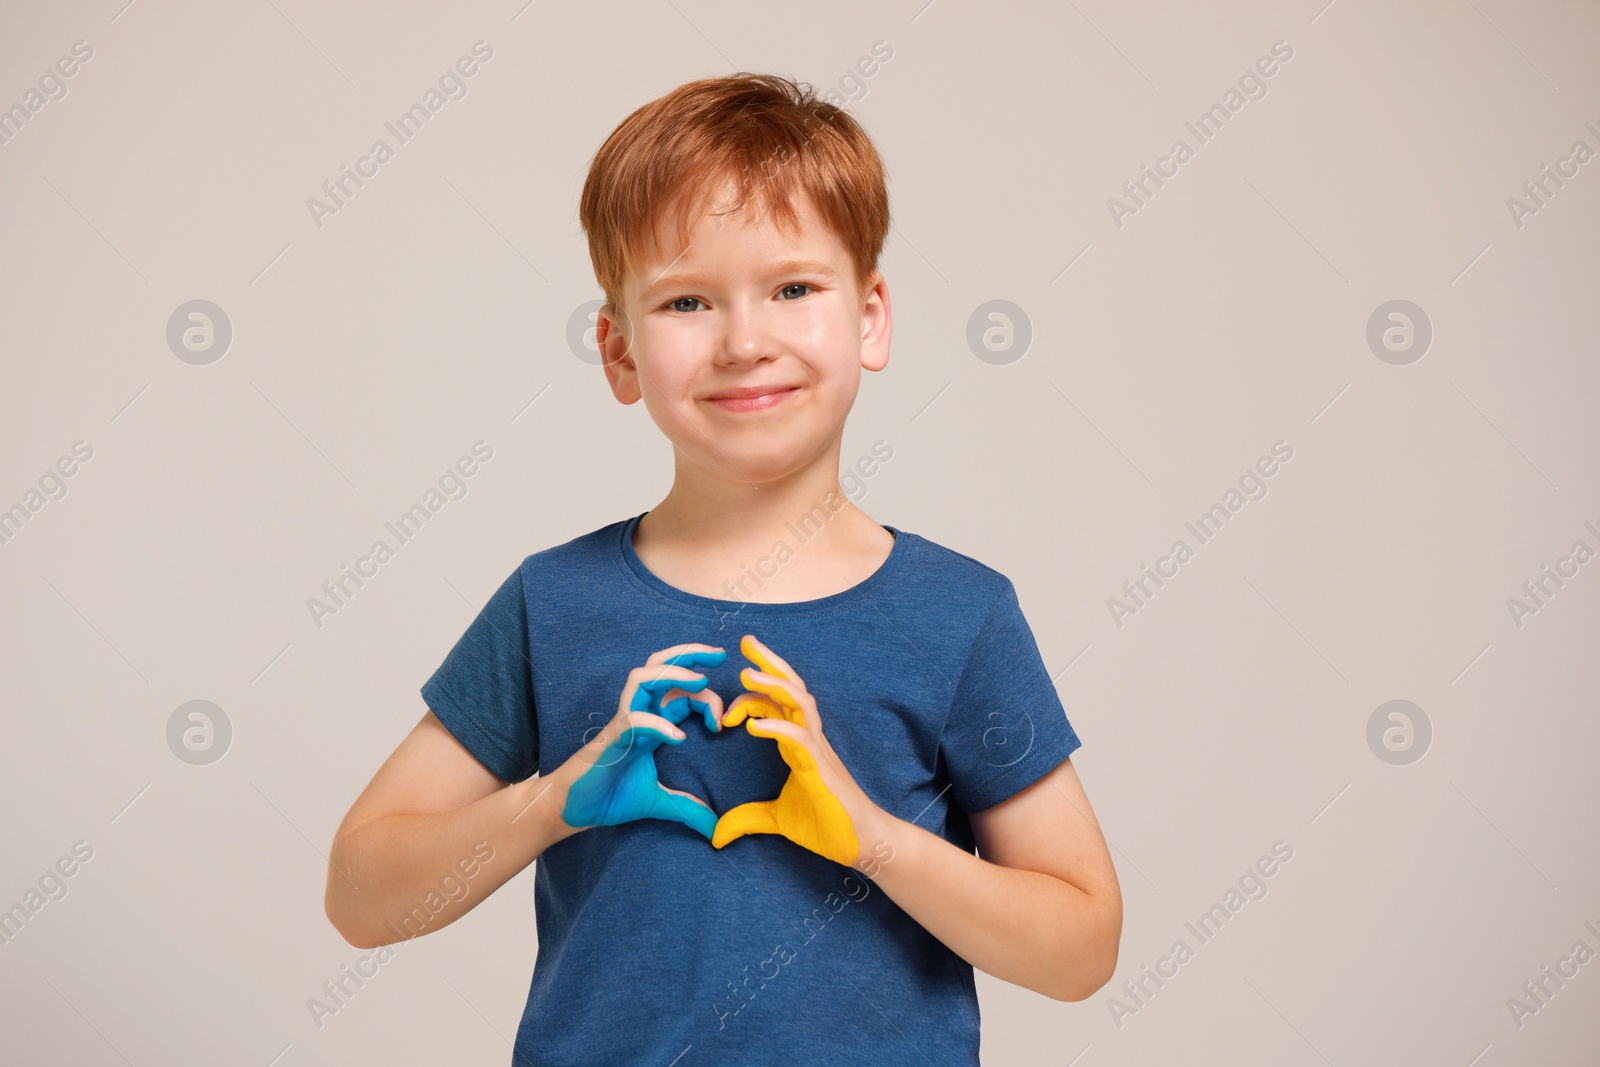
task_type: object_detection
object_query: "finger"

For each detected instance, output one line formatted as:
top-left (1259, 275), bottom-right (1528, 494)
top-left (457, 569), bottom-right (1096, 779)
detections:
top-left (650, 783), bottom-right (718, 841)
top-left (711, 800), bottom-right (783, 849)
top-left (606, 713), bottom-right (685, 752)
top-left (633, 669), bottom-right (712, 699)
top-left (744, 719), bottom-right (826, 779)
top-left (663, 648), bottom-right (729, 672)
top-left (590, 707), bottom-right (683, 742)
top-left (626, 665), bottom-right (712, 715)
top-left (739, 669), bottom-right (808, 723)
top-left (739, 634), bottom-right (800, 686)
top-left (698, 689), bottom-right (725, 733)
top-left (648, 644), bottom-right (728, 668)
top-left (721, 693), bottom-right (783, 728)
top-left (625, 711), bottom-right (686, 739)
top-left (744, 717), bottom-right (805, 744)
top-left (610, 722), bottom-right (682, 758)
top-left (578, 716), bottom-right (681, 771)
top-left (661, 686), bottom-right (725, 732)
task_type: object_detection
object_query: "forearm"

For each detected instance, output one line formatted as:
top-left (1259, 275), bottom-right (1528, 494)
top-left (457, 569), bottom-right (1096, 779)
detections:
top-left (326, 774), bottom-right (576, 949)
top-left (857, 810), bottom-right (1118, 1002)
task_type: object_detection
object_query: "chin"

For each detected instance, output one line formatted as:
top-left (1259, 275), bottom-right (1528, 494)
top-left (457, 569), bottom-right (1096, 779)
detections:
top-left (705, 441), bottom-right (814, 482)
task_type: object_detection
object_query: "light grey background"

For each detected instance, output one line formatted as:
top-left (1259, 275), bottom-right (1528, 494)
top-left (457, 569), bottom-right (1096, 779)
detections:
top-left (2, 0), bottom-right (1597, 1063)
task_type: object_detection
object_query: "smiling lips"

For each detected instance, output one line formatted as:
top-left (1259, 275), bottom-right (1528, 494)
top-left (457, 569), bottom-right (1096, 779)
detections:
top-left (703, 384), bottom-right (800, 412)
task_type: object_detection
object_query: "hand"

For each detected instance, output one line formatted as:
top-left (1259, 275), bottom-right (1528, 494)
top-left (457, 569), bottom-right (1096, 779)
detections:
top-left (557, 644), bottom-right (728, 841)
top-left (711, 635), bottom-right (879, 866)
top-left (640, 648), bottom-right (728, 734)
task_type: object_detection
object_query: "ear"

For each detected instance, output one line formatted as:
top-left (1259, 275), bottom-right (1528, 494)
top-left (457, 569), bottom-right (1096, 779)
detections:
top-left (597, 302), bottom-right (642, 404)
top-left (859, 271), bottom-right (890, 373)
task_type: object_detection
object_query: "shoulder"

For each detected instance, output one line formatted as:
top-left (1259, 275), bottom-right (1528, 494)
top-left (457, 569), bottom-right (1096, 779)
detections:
top-left (894, 527), bottom-right (1017, 615)
top-left (513, 516), bottom-right (631, 582)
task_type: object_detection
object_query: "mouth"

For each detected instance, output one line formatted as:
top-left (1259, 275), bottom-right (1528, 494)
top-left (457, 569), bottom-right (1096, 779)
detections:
top-left (702, 385), bottom-right (801, 413)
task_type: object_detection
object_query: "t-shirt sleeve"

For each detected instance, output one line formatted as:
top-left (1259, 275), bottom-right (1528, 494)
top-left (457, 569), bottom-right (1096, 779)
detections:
top-left (939, 579), bottom-right (1083, 814)
top-left (420, 566), bottom-right (539, 783)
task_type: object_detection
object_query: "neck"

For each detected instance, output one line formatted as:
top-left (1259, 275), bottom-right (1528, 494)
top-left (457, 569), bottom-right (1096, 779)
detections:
top-left (638, 436), bottom-right (872, 554)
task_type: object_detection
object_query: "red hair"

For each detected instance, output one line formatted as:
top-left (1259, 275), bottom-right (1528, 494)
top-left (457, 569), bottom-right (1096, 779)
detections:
top-left (578, 73), bottom-right (890, 312)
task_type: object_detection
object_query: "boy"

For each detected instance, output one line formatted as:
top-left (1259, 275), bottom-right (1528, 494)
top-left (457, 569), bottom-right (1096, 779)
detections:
top-left (325, 72), bottom-right (1121, 1065)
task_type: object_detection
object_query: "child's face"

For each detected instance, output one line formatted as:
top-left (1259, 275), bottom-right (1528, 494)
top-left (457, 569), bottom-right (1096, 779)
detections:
top-left (600, 184), bottom-right (889, 486)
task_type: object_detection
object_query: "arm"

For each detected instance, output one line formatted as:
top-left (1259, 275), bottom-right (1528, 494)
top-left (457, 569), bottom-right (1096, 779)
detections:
top-left (857, 755), bottom-right (1121, 1002)
top-left (710, 634), bottom-right (1121, 1002)
top-left (326, 647), bottom-right (727, 949)
top-left (324, 710), bottom-right (577, 950)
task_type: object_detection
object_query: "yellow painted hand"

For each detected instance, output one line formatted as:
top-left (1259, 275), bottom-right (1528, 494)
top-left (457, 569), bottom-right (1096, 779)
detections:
top-left (710, 635), bottom-right (864, 867)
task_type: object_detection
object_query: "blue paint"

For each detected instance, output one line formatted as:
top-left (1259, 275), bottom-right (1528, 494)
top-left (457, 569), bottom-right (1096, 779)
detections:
top-left (562, 648), bottom-right (728, 839)
top-left (561, 724), bottom-right (717, 840)
top-left (633, 649), bottom-right (727, 733)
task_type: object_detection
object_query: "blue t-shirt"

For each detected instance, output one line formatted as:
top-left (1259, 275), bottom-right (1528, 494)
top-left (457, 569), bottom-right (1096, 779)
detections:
top-left (421, 513), bottom-right (1082, 1066)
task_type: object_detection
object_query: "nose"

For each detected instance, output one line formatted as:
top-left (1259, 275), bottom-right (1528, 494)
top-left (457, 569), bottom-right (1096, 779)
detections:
top-left (716, 297), bottom-right (779, 367)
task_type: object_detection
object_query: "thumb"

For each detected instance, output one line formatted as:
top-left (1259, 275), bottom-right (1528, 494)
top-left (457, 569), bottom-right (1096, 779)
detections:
top-left (648, 783), bottom-right (717, 841)
top-left (712, 800), bottom-right (783, 849)
top-left (610, 723), bottom-right (681, 761)
top-left (722, 694), bottom-right (782, 729)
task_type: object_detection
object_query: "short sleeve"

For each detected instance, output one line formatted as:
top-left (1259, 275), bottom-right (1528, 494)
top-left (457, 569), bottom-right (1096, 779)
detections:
top-left (420, 566), bottom-right (539, 783)
top-left (939, 579), bottom-right (1082, 814)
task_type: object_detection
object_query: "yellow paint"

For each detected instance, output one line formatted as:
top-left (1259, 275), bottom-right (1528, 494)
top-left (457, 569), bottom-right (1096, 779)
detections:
top-left (711, 636), bottom-right (860, 865)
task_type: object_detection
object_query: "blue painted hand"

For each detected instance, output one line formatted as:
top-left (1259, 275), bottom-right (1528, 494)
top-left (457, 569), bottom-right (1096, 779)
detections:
top-left (560, 644), bottom-right (728, 841)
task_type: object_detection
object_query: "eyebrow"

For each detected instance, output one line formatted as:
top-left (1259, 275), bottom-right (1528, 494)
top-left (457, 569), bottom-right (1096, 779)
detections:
top-left (639, 258), bottom-right (838, 303)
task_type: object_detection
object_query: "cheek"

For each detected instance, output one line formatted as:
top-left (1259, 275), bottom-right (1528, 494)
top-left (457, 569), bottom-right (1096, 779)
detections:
top-left (787, 305), bottom-right (856, 368)
top-left (635, 329), bottom-right (699, 392)
top-left (788, 317), bottom-right (861, 403)
top-left (815, 316), bottom-right (865, 379)
top-left (819, 366), bottom-right (862, 412)
top-left (638, 374), bottom-right (697, 430)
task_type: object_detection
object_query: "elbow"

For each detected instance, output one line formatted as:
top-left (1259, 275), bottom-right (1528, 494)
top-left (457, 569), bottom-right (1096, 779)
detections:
top-left (1050, 947), bottom-right (1118, 1003)
top-left (333, 925), bottom-right (375, 951)
top-left (325, 874), bottom-right (403, 951)
top-left (1054, 955), bottom-right (1117, 1003)
top-left (326, 888), bottom-right (402, 951)
top-left (326, 903), bottom-right (393, 951)
top-left (324, 851), bottom-right (385, 950)
top-left (1052, 894), bottom-right (1123, 1003)
top-left (325, 892), bottom-right (372, 950)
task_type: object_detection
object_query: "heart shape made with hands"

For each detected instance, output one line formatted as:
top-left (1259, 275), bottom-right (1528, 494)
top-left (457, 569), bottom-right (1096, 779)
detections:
top-left (564, 635), bottom-right (861, 867)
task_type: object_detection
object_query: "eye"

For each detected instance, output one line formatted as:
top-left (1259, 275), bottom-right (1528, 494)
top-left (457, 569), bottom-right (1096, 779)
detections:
top-left (779, 283), bottom-right (812, 301)
top-left (666, 296), bottom-right (704, 314)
